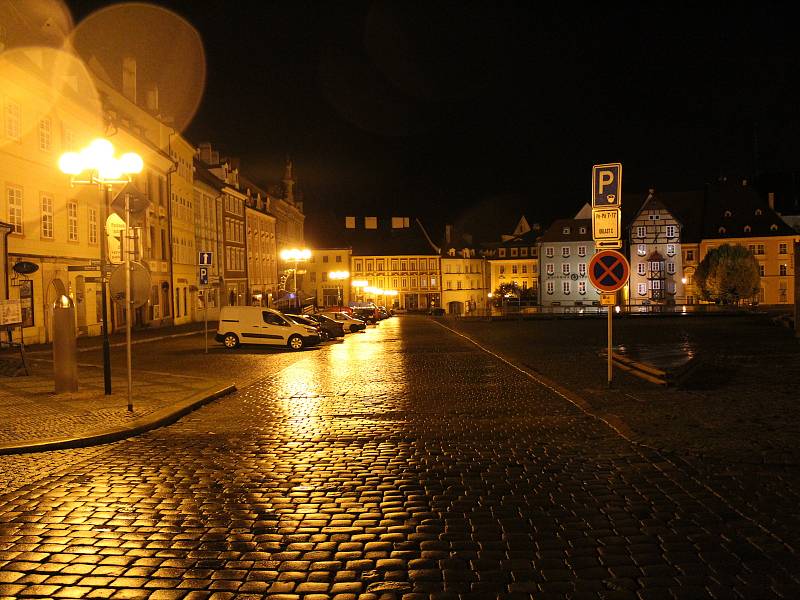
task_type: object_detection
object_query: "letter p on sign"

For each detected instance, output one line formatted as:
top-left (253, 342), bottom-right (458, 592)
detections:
top-left (592, 163), bottom-right (622, 207)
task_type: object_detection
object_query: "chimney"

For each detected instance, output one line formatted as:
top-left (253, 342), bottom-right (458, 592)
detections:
top-left (445, 224), bottom-right (452, 243)
top-left (345, 216), bottom-right (355, 229)
top-left (145, 85), bottom-right (159, 113)
top-left (197, 142), bottom-right (213, 164)
top-left (122, 56), bottom-right (137, 104)
top-left (769, 192), bottom-right (775, 210)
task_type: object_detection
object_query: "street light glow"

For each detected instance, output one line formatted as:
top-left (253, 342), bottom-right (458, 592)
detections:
top-left (329, 270), bottom-right (349, 280)
top-left (351, 280), bottom-right (368, 287)
top-left (280, 248), bottom-right (312, 262)
top-left (59, 138), bottom-right (143, 183)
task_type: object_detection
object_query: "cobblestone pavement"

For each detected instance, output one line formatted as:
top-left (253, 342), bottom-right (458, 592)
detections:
top-left (0, 315), bottom-right (798, 599)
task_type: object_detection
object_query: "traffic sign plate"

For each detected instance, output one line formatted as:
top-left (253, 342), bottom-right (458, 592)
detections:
top-left (199, 252), bottom-right (213, 266)
top-left (592, 163), bottom-right (622, 207)
top-left (589, 250), bottom-right (630, 293)
top-left (199, 267), bottom-right (209, 286)
top-left (592, 207), bottom-right (621, 240)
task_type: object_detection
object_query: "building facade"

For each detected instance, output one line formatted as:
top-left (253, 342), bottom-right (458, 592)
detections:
top-left (192, 161), bottom-right (224, 320)
top-left (168, 134), bottom-right (196, 326)
top-left (245, 203), bottom-right (277, 306)
top-left (484, 216), bottom-right (539, 301)
top-left (539, 212), bottom-right (600, 307)
top-left (441, 245), bottom-right (490, 315)
top-left (306, 247), bottom-right (352, 308)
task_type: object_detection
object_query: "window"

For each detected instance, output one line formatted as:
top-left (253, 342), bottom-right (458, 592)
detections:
top-left (578, 263), bottom-right (586, 276)
top-left (511, 247), bottom-right (518, 257)
top-left (685, 249), bottom-right (694, 261)
top-left (522, 265), bottom-right (527, 274)
top-left (499, 265), bottom-right (505, 274)
top-left (39, 118), bottom-right (51, 151)
top-left (755, 208), bottom-right (763, 216)
top-left (637, 263), bottom-right (646, 276)
top-left (263, 312), bottom-right (288, 326)
top-left (667, 262), bottom-right (675, 274)
top-left (652, 280), bottom-right (662, 290)
top-left (666, 225), bottom-right (677, 238)
top-left (401, 278), bottom-right (407, 288)
top-left (759, 264), bottom-right (765, 277)
top-left (779, 243), bottom-right (788, 255)
top-left (521, 247), bottom-right (528, 257)
top-left (780, 264), bottom-right (788, 276)
top-left (411, 276), bottom-right (418, 288)
top-left (578, 245), bottom-right (586, 257)
top-left (354, 260), bottom-right (362, 272)
top-left (499, 249), bottom-right (506, 257)
top-left (636, 226), bottom-right (646, 238)
top-left (578, 281), bottom-right (586, 294)
top-left (562, 281), bottom-right (570, 294)
top-left (88, 207), bottom-right (98, 244)
top-left (400, 260), bottom-right (407, 270)
top-left (562, 247), bottom-right (570, 257)
top-left (456, 281), bottom-right (461, 290)
top-left (420, 276), bottom-right (427, 288)
top-left (68, 201), bottom-right (78, 241)
top-left (430, 276), bottom-right (436, 287)
top-left (637, 283), bottom-right (647, 296)
top-left (546, 281), bottom-right (554, 295)
top-left (512, 265), bottom-right (518, 274)
top-left (392, 277), bottom-right (398, 288)
top-left (335, 255), bottom-right (342, 263)
top-left (310, 272), bottom-right (316, 283)
top-left (562, 264), bottom-right (570, 276)
top-left (6, 186), bottom-right (23, 234)
top-left (666, 244), bottom-right (675, 256)
top-left (390, 259), bottom-right (399, 270)
top-left (562, 226), bottom-right (570, 235)
top-left (4, 100), bottom-right (20, 140)
top-left (546, 263), bottom-right (554, 276)
top-left (637, 244), bottom-right (646, 256)
top-left (744, 225), bottom-right (751, 233)
top-left (377, 259), bottom-right (384, 271)
top-left (40, 194), bottom-right (54, 239)
top-left (323, 255), bottom-right (329, 263)
top-left (579, 227), bottom-right (586, 234)
top-left (757, 244), bottom-right (765, 255)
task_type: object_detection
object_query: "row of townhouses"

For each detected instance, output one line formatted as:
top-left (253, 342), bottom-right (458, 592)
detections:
top-left (1, 50), bottom-right (304, 344)
top-left (304, 180), bottom-right (799, 315)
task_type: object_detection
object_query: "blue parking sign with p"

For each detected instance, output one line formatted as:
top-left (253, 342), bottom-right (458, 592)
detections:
top-left (199, 267), bottom-right (209, 286)
top-left (592, 163), bottom-right (622, 207)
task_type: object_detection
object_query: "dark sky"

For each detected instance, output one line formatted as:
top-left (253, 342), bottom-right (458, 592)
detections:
top-left (68, 1), bottom-right (800, 232)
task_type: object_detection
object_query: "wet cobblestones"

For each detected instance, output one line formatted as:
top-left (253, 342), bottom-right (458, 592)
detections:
top-left (0, 316), bottom-right (798, 598)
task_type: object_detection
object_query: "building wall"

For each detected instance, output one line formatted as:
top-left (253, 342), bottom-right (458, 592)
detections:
top-left (245, 206), bottom-right (277, 306)
top-left (681, 242), bottom-right (700, 304)
top-left (193, 177), bottom-right (223, 320)
top-left (539, 241), bottom-right (599, 306)
top-left (351, 254), bottom-right (440, 310)
top-left (700, 236), bottom-right (799, 305)
top-left (306, 248), bottom-right (352, 308)
top-left (441, 255), bottom-right (489, 314)
top-left (221, 188), bottom-right (247, 306)
top-left (169, 135), bottom-right (196, 325)
top-left (628, 207), bottom-right (685, 305)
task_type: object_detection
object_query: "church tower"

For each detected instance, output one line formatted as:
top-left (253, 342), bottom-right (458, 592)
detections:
top-left (282, 157), bottom-right (295, 204)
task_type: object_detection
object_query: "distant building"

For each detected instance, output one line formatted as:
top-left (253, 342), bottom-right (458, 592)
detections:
top-left (539, 205), bottom-right (600, 307)
top-left (305, 247), bottom-right (353, 308)
top-left (440, 225), bottom-right (490, 315)
top-left (192, 160), bottom-right (224, 319)
top-left (483, 216), bottom-right (539, 300)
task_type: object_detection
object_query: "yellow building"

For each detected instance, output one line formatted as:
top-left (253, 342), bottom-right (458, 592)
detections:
top-left (441, 246), bottom-right (490, 315)
top-left (168, 135), bottom-right (197, 326)
top-left (305, 247), bottom-right (352, 308)
top-left (484, 217), bottom-right (539, 300)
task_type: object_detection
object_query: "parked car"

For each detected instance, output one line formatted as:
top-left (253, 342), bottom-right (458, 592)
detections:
top-left (215, 306), bottom-right (321, 350)
top-left (321, 311), bottom-right (367, 333)
top-left (377, 306), bottom-right (392, 319)
top-left (285, 314), bottom-right (325, 339)
top-left (306, 313), bottom-right (345, 339)
top-left (352, 306), bottom-right (379, 324)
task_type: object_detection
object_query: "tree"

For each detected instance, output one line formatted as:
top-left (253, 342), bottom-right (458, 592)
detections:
top-left (695, 243), bottom-right (760, 305)
top-left (492, 282), bottom-right (520, 307)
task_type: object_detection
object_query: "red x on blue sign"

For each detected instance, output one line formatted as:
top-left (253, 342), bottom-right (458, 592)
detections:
top-left (589, 250), bottom-right (630, 293)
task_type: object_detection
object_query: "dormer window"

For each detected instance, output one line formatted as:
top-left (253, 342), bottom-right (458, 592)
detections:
top-left (724, 210), bottom-right (732, 217)
top-left (499, 248), bottom-right (506, 257)
top-left (578, 227), bottom-right (586, 234)
top-left (562, 226), bottom-right (570, 235)
top-left (770, 224), bottom-right (778, 231)
top-left (718, 227), bottom-right (726, 234)
top-left (743, 225), bottom-right (751, 233)
top-left (755, 208), bottom-right (763, 216)
top-left (448, 248), bottom-right (455, 257)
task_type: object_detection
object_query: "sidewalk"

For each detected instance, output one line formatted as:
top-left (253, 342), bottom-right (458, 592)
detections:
top-left (0, 322), bottom-right (233, 454)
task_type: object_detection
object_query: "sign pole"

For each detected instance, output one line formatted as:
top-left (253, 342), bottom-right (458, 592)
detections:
top-left (204, 288), bottom-right (208, 354)
top-left (607, 302), bottom-right (613, 387)
top-left (100, 185), bottom-right (112, 395)
top-left (125, 193), bottom-right (133, 412)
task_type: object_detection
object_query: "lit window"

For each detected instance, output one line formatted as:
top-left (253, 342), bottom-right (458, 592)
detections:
top-left (39, 117), bottom-right (52, 151)
top-left (546, 281), bottom-right (554, 295)
top-left (562, 247), bottom-right (570, 257)
top-left (667, 262), bottom-right (675, 274)
top-left (4, 100), bottom-right (20, 140)
top-left (88, 208), bottom-right (98, 244)
top-left (578, 245), bottom-right (586, 257)
top-left (512, 264), bottom-right (518, 274)
top-left (546, 263), bottom-right (554, 276)
top-left (637, 263), bottom-right (645, 276)
top-left (562, 264), bottom-right (570, 276)
top-left (578, 263), bottom-right (586, 276)
top-left (545, 247), bottom-right (554, 258)
top-left (499, 265), bottom-right (505, 274)
top-left (636, 226), bottom-right (646, 238)
top-left (522, 265), bottom-right (527, 274)
top-left (68, 201), bottom-right (78, 241)
top-left (562, 226), bottom-right (570, 235)
top-left (562, 281), bottom-right (570, 294)
top-left (499, 248), bottom-right (506, 257)
top-left (779, 243), bottom-right (788, 255)
top-left (578, 281), bottom-right (586, 294)
top-left (666, 225), bottom-right (677, 238)
top-left (40, 194), bottom-right (54, 239)
top-left (666, 244), bottom-right (675, 256)
top-left (638, 283), bottom-right (647, 295)
top-left (511, 247), bottom-right (518, 257)
top-left (637, 244), bottom-right (646, 256)
top-left (6, 186), bottom-right (23, 234)
top-left (780, 264), bottom-right (788, 276)
top-left (521, 247), bottom-right (528, 257)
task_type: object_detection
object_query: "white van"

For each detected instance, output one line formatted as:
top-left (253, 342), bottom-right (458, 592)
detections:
top-left (215, 306), bottom-right (321, 350)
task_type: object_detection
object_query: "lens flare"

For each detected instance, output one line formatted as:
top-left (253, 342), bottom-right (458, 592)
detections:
top-left (0, 0), bottom-right (74, 50)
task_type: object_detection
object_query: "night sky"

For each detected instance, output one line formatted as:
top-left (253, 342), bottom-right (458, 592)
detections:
top-left (68, 1), bottom-right (800, 233)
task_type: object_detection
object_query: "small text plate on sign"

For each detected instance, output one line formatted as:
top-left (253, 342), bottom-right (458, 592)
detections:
top-left (592, 207), bottom-right (621, 240)
top-left (199, 251), bottom-right (213, 266)
top-left (592, 163), bottom-right (622, 207)
top-left (589, 250), bottom-right (630, 293)
top-left (600, 293), bottom-right (616, 306)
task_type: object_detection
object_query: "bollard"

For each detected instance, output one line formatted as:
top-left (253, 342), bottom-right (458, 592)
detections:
top-left (53, 294), bottom-right (78, 393)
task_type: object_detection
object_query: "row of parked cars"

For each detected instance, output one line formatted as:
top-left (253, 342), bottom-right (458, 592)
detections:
top-left (214, 305), bottom-right (394, 351)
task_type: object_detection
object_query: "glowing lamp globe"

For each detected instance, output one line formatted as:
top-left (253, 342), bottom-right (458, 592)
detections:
top-left (58, 152), bottom-right (84, 175)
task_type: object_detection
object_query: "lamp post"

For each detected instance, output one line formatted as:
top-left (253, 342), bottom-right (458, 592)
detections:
top-left (279, 248), bottom-right (311, 311)
top-left (59, 139), bottom-right (143, 401)
top-left (328, 270), bottom-right (349, 306)
top-left (351, 279), bottom-right (368, 304)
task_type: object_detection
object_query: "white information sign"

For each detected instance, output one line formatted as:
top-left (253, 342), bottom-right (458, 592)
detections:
top-left (106, 213), bottom-right (126, 265)
top-left (592, 207), bottom-right (621, 240)
top-left (0, 299), bottom-right (22, 326)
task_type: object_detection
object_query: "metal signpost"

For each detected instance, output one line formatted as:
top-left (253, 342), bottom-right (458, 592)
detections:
top-left (199, 252), bottom-right (213, 353)
top-left (590, 163), bottom-right (627, 387)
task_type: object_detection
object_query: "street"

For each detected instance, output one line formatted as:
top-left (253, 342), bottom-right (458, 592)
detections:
top-left (1, 316), bottom-right (798, 599)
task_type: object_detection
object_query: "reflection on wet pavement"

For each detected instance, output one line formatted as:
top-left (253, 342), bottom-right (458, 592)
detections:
top-left (0, 316), bottom-right (798, 598)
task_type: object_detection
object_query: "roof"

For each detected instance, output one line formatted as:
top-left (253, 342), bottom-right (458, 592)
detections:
top-left (304, 213), bottom-right (439, 256)
top-left (624, 189), bottom-right (706, 242)
top-left (702, 181), bottom-right (796, 239)
top-left (539, 218), bottom-right (593, 243)
top-left (193, 159), bottom-right (224, 191)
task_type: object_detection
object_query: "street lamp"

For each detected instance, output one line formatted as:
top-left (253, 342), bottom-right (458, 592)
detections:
top-left (328, 270), bottom-right (349, 306)
top-left (279, 248), bottom-right (311, 311)
top-left (59, 138), bottom-right (143, 402)
top-left (351, 279), bottom-right (368, 304)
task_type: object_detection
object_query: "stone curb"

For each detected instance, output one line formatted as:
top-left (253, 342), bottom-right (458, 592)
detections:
top-left (0, 384), bottom-right (237, 455)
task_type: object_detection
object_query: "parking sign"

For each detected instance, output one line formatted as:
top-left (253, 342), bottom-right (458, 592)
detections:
top-left (199, 267), bottom-right (209, 286)
top-left (592, 163), bottom-right (622, 207)
top-left (199, 252), bottom-right (213, 266)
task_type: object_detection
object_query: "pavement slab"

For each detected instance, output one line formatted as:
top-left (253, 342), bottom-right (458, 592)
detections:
top-left (0, 315), bottom-right (797, 599)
